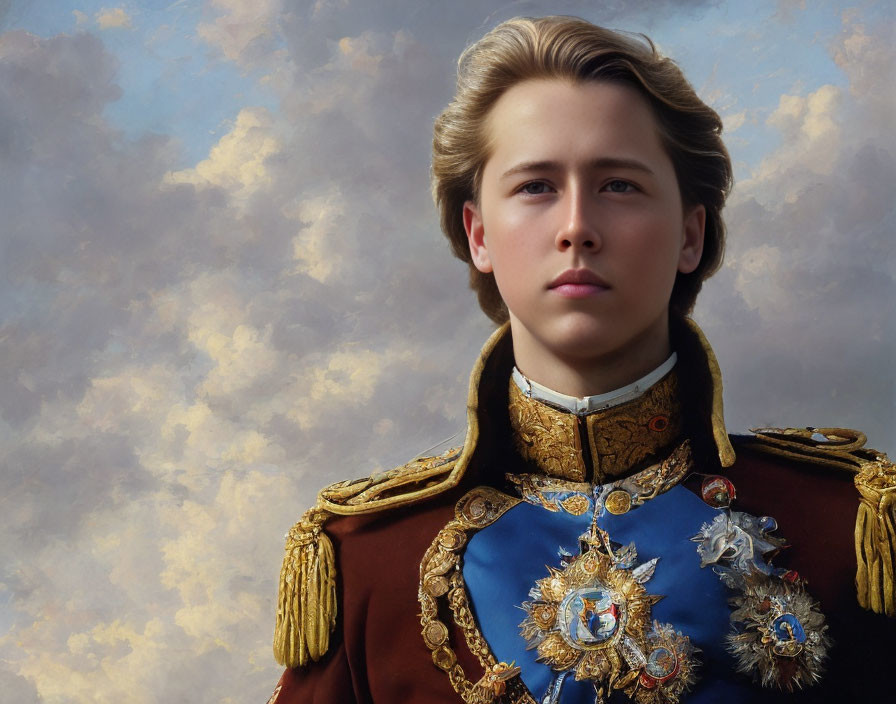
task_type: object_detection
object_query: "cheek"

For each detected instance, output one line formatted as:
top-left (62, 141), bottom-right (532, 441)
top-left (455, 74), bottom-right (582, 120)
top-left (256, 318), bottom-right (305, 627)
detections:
top-left (631, 208), bottom-right (684, 254)
top-left (489, 203), bottom-right (536, 237)
top-left (614, 220), bottom-right (684, 285)
top-left (484, 210), bottom-right (543, 262)
top-left (487, 237), bottom-right (539, 303)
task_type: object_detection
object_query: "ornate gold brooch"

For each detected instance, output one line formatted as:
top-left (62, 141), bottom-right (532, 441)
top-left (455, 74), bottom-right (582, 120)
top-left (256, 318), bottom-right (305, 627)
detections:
top-left (519, 523), bottom-right (698, 704)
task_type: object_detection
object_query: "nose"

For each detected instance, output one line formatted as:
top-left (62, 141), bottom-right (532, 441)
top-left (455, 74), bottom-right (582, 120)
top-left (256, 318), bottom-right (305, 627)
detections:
top-left (555, 186), bottom-right (600, 253)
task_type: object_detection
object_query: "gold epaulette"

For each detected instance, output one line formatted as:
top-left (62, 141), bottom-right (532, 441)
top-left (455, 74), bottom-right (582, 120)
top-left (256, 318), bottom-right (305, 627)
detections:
top-left (746, 426), bottom-right (896, 617)
top-left (273, 447), bottom-right (464, 668)
top-left (743, 426), bottom-right (869, 472)
top-left (318, 445), bottom-right (464, 514)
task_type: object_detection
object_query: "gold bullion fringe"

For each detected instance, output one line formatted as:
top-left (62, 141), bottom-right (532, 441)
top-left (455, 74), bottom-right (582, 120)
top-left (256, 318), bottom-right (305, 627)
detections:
top-left (855, 453), bottom-right (896, 617)
top-left (273, 507), bottom-right (337, 667)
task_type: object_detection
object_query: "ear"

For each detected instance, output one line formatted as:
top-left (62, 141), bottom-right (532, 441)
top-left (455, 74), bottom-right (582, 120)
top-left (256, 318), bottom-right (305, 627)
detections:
top-left (463, 200), bottom-right (493, 274)
top-left (677, 204), bottom-right (706, 274)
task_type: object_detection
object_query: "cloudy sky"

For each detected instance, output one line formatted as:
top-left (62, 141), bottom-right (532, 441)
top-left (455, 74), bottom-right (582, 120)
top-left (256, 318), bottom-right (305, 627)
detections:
top-left (0, 1), bottom-right (893, 702)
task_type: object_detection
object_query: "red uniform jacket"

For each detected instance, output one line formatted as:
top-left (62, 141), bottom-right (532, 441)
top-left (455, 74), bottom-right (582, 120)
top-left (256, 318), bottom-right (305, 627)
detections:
top-left (269, 322), bottom-right (894, 703)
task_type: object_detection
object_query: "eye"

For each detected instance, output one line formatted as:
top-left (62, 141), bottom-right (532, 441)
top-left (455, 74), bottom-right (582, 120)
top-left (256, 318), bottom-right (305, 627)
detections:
top-left (518, 181), bottom-right (553, 195)
top-left (603, 180), bottom-right (636, 194)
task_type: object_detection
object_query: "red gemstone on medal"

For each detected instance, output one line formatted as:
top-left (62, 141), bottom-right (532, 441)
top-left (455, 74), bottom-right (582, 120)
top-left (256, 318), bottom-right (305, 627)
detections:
top-left (639, 672), bottom-right (658, 689)
top-left (648, 414), bottom-right (669, 432)
top-left (701, 475), bottom-right (736, 508)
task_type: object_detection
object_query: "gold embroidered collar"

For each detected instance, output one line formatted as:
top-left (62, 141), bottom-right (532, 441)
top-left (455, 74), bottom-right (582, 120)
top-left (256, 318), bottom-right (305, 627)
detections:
top-left (508, 364), bottom-right (683, 483)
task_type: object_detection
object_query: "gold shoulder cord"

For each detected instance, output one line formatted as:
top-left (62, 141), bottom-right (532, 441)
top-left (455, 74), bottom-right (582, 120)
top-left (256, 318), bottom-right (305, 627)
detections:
top-left (747, 426), bottom-right (896, 617)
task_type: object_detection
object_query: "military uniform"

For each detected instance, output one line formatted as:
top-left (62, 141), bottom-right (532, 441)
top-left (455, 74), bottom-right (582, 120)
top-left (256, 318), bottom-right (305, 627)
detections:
top-left (268, 319), bottom-right (895, 703)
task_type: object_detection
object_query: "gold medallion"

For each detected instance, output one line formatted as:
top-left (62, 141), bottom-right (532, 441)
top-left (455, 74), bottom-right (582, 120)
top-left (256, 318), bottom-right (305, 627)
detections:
top-left (560, 494), bottom-right (591, 516)
top-left (605, 489), bottom-right (632, 515)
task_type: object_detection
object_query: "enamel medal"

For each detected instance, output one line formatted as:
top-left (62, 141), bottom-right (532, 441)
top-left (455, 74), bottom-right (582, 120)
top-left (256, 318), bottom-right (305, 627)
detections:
top-left (519, 519), bottom-right (698, 704)
top-left (692, 503), bottom-right (831, 691)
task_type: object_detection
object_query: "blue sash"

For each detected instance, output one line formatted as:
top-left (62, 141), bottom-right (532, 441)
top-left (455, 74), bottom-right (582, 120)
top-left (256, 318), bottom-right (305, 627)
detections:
top-left (463, 484), bottom-right (755, 702)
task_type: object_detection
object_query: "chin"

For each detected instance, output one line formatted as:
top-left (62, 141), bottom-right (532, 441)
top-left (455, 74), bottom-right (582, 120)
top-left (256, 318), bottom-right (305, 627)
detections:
top-left (544, 316), bottom-right (623, 358)
top-left (547, 311), bottom-right (669, 363)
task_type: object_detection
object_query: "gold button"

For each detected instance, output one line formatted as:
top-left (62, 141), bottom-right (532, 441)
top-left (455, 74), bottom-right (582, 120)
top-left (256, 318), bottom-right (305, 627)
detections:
top-left (604, 489), bottom-right (632, 515)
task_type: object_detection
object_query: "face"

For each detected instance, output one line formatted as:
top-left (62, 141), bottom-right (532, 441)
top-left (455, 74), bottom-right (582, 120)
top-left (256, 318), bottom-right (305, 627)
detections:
top-left (464, 78), bottom-right (704, 376)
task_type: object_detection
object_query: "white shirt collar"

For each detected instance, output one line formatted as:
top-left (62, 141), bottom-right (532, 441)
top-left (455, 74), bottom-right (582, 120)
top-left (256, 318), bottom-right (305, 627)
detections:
top-left (510, 353), bottom-right (678, 416)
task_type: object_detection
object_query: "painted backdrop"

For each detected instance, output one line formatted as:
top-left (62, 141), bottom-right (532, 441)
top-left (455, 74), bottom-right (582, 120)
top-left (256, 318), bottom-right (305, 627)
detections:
top-left (1, 1), bottom-right (893, 702)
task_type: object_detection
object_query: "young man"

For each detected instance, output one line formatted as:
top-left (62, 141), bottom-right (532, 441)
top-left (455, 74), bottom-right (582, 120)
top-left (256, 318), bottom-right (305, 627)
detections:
top-left (268, 16), bottom-right (894, 704)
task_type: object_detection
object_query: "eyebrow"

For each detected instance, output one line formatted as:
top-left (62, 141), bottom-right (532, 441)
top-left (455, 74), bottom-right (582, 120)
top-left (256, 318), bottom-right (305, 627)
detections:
top-left (500, 157), bottom-right (655, 181)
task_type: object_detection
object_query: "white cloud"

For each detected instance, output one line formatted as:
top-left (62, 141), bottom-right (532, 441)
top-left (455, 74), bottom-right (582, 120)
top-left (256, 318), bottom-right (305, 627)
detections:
top-left (200, 324), bottom-right (279, 392)
top-left (307, 347), bottom-right (383, 401)
top-left (766, 84), bottom-right (839, 142)
top-left (729, 244), bottom-right (786, 311)
top-left (95, 7), bottom-right (133, 30)
top-left (164, 107), bottom-right (281, 203)
top-left (722, 109), bottom-right (747, 133)
top-left (287, 191), bottom-right (348, 282)
top-left (336, 33), bottom-right (384, 75)
top-left (197, 0), bottom-right (283, 65)
top-left (312, 0), bottom-right (350, 17)
top-left (831, 15), bottom-right (895, 124)
top-left (736, 83), bottom-right (842, 203)
top-left (288, 343), bottom-right (415, 430)
top-left (159, 470), bottom-right (290, 647)
top-left (297, 30), bottom-right (412, 116)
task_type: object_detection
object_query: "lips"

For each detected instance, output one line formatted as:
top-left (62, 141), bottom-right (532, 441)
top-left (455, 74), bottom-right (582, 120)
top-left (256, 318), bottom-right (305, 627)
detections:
top-left (549, 269), bottom-right (609, 288)
top-left (547, 269), bottom-right (610, 299)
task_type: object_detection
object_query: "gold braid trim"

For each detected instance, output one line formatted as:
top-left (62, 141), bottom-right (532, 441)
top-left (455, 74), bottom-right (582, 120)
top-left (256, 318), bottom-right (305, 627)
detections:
top-left (746, 426), bottom-right (867, 472)
top-left (507, 371), bottom-right (683, 482)
top-left (685, 318), bottom-right (736, 468)
top-left (747, 426), bottom-right (895, 617)
top-left (273, 506), bottom-right (337, 668)
top-left (319, 446), bottom-right (463, 512)
top-left (418, 487), bottom-right (536, 703)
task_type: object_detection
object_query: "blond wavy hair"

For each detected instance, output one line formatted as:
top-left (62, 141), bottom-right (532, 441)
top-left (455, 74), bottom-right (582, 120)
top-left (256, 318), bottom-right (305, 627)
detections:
top-left (432, 16), bottom-right (732, 323)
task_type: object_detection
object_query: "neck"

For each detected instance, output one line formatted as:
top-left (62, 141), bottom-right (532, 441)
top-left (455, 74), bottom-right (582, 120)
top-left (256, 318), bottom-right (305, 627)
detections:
top-left (508, 313), bottom-right (672, 397)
